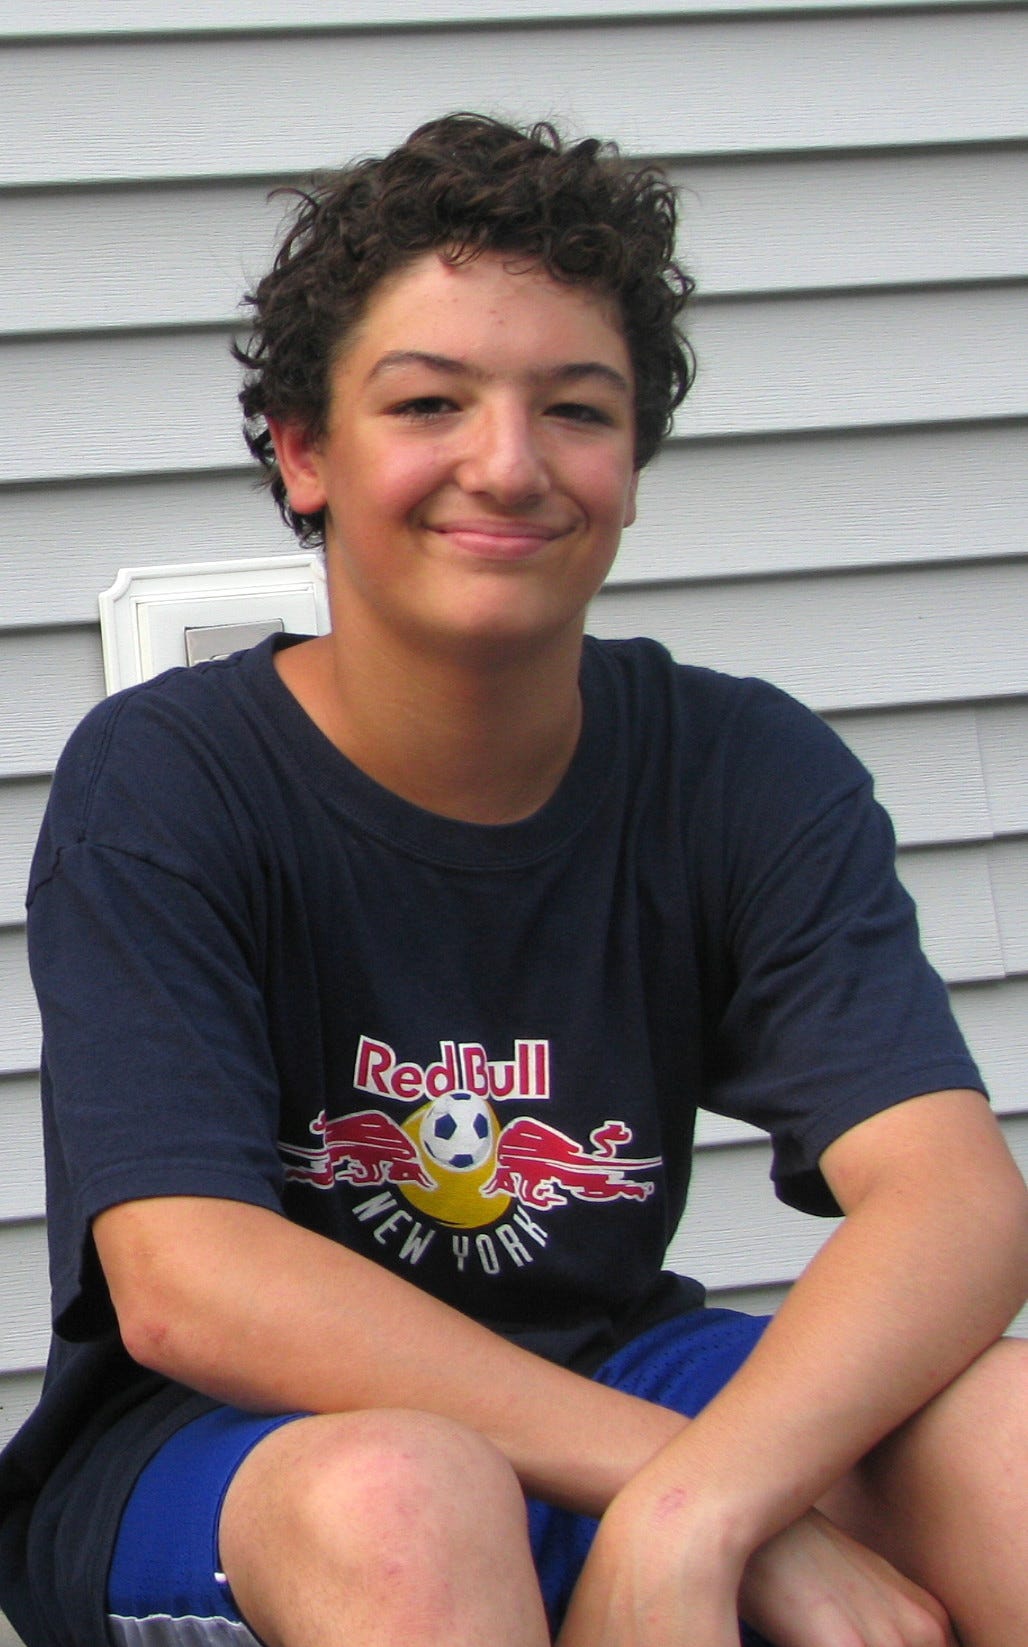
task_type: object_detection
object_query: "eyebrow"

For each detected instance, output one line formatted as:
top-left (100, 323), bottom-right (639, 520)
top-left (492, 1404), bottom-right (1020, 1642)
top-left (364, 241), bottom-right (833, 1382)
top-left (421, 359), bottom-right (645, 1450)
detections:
top-left (365, 349), bottom-right (631, 397)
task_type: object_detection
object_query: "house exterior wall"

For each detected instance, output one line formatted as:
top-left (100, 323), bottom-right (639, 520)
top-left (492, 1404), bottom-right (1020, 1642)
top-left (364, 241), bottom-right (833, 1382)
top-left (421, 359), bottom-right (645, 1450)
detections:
top-left (1, 2), bottom-right (1025, 1473)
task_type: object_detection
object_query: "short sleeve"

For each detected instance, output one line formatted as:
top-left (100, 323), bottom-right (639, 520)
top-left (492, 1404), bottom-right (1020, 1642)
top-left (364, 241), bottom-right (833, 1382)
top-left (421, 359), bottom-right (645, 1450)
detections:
top-left (696, 682), bottom-right (984, 1215)
top-left (28, 702), bottom-right (286, 1339)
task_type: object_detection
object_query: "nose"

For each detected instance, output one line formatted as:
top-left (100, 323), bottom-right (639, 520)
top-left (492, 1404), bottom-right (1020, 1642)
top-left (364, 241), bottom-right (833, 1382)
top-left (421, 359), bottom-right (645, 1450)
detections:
top-left (456, 400), bottom-right (550, 505)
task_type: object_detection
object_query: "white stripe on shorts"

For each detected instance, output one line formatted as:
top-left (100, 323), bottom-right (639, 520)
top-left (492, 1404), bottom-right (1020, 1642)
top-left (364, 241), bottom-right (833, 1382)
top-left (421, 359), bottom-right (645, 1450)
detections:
top-left (107, 1615), bottom-right (261, 1647)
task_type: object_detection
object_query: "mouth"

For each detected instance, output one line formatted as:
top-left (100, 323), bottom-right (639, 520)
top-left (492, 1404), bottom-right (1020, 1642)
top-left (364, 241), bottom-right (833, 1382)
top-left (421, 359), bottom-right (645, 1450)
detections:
top-left (427, 519), bottom-right (567, 562)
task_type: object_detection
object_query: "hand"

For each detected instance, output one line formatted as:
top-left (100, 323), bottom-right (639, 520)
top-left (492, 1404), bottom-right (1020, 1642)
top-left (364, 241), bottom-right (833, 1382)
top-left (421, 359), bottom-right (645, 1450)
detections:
top-left (557, 1493), bottom-right (957, 1647)
top-left (741, 1509), bottom-right (958, 1647)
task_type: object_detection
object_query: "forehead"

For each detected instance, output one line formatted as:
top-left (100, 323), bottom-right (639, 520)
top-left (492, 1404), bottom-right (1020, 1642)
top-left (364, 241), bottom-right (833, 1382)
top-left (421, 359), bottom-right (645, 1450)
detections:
top-left (338, 250), bottom-right (631, 377)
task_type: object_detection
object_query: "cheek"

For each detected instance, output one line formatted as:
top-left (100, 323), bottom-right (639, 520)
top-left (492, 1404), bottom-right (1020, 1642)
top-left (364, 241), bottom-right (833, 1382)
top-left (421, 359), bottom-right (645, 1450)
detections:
top-left (580, 455), bottom-right (636, 527)
top-left (365, 439), bottom-right (450, 519)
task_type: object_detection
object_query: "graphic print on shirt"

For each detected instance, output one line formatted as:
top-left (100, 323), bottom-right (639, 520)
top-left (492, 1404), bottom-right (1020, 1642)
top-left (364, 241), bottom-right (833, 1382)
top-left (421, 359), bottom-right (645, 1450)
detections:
top-left (279, 1034), bottom-right (661, 1277)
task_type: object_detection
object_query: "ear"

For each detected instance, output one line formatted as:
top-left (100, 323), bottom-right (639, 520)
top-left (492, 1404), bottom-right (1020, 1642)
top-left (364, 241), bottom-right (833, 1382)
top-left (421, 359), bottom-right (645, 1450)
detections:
top-left (622, 471), bottom-right (639, 529)
top-left (266, 417), bottom-right (328, 517)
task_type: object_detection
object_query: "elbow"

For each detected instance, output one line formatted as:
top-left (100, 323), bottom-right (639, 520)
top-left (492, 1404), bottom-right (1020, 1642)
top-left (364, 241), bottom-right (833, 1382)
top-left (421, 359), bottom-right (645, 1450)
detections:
top-left (977, 1163), bottom-right (1028, 1333)
top-left (1005, 1175), bottom-right (1028, 1298)
top-left (109, 1268), bottom-right (200, 1382)
top-left (115, 1293), bottom-right (178, 1376)
top-left (93, 1202), bottom-right (221, 1385)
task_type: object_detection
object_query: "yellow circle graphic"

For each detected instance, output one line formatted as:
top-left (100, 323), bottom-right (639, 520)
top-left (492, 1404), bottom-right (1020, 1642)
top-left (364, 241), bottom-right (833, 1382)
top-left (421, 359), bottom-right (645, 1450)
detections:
top-left (400, 1100), bottom-right (511, 1229)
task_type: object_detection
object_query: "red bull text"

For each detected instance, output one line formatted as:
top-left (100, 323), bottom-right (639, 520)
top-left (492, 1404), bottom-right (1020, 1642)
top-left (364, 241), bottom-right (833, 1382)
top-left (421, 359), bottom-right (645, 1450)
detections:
top-left (354, 1035), bottom-right (550, 1103)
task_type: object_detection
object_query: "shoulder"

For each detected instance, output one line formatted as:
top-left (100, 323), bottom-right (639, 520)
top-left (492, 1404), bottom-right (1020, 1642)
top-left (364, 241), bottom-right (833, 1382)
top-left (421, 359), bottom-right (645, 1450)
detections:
top-left (29, 641), bottom-right (283, 897)
top-left (585, 635), bottom-right (868, 811)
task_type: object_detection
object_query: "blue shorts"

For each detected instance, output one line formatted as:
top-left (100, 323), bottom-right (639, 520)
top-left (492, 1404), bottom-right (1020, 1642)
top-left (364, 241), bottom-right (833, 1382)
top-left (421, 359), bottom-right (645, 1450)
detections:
top-left (107, 1307), bottom-right (772, 1644)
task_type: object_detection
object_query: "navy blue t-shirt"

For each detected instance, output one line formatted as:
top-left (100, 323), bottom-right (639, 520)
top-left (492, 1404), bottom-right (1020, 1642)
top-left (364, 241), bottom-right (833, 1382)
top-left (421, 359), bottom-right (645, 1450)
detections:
top-left (0, 634), bottom-right (982, 1644)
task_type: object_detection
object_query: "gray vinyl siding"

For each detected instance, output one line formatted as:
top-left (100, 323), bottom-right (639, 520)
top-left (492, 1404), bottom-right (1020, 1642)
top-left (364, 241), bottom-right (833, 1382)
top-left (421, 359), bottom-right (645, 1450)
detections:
top-left (1, 0), bottom-right (1026, 1479)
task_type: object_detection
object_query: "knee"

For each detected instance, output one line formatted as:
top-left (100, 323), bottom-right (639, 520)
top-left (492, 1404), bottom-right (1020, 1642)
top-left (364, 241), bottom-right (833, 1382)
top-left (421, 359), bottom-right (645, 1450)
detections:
top-left (309, 1409), bottom-right (524, 1545)
top-left (253, 1408), bottom-right (528, 1573)
top-left (221, 1410), bottom-right (547, 1646)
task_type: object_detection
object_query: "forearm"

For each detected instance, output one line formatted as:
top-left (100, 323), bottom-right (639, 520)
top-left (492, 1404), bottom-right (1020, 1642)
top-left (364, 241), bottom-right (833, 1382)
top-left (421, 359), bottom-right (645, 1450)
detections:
top-left (613, 1090), bottom-right (1028, 1561)
top-left (95, 1194), bottom-right (684, 1513)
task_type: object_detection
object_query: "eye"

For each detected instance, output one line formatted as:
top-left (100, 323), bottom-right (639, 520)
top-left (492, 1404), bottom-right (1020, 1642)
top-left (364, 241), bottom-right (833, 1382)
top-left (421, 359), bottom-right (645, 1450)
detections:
top-left (389, 395), bottom-right (459, 420)
top-left (547, 401), bottom-right (614, 426)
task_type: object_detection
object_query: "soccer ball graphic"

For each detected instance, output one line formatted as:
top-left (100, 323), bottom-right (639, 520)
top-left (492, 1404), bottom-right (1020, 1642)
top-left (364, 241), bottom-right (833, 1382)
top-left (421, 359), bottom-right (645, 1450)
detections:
top-left (419, 1090), bottom-right (493, 1172)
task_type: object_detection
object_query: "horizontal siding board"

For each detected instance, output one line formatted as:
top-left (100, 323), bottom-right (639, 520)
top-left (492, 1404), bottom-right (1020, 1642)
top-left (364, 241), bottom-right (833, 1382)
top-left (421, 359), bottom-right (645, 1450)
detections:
top-left (951, 977), bottom-right (1028, 1117)
top-left (2, 13), bottom-right (1027, 189)
top-left (0, 1373), bottom-right (44, 1455)
top-left (7, 149), bottom-right (1028, 338)
top-left (677, 287), bottom-right (1028, 442)
top-left (0, 934), bottom-right (38, 1076)
top-left (703, 1282), bottom-right (790, 1318)
top-left (827, 708), bottom-right (993, 847)
top-left (0, 781), bottom-right (47, 926)
top-left (589, 559), bottom-right (1028, 713)
top-left (1, 331), bottom-right (247, 487)
top-left (670, 1139), bottom-right (837, 1289)
top-left (0, 1078), bottom-right (44, 1223)
top-left (4, 423), bottom-right (1027, 629)
top-left (988, 838), bottom-right (1028, 974)
top-left (895, 844), bottom-right (1006, 985)
top-left (0, 475), bottom-right (297, 631)
top-left (0, 628), bottom-right (105, 780)
top-left (0, 1223), bottom-right (50, 1374)
top-left (675, 148), bottom-right (1028, 299)
top-left (4, 288), bottom-right (1026, 489)
top-left (831, 704), bottom-right (1028, 849)
top-left (7, 0), bottom-right (1021, 36)
top-left (0, 181), bottom-right (288, 338)
top-left (978, 701), bottom-right (1028, 835)
top-left (831, 702), bottom-right (1028, 848)
top-left (0, 156), bottom-right (676, 332)
top-left (624, 423), bottom-right (1028, 589)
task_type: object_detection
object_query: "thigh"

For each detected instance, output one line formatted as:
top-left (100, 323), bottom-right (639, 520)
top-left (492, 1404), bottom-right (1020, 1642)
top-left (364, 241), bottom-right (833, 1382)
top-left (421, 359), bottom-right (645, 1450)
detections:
top-left (107, 1405), bottom-right (304, 1644)
top-left (818, 1334), bottom-right (1028, 1641)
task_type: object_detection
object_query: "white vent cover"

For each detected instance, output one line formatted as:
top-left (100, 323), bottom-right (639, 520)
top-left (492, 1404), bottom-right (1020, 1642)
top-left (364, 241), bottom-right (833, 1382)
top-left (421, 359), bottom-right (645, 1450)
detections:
top-left (98, 555), bottom-right (329, 693)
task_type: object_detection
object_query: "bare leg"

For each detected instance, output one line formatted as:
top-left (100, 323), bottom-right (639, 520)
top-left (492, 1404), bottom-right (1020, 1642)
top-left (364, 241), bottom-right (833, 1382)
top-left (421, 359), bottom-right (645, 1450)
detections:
top-left (218, 1408), bottom-right (551, 1647)
top-left (821, 1337), bottom-right (1028, 1645)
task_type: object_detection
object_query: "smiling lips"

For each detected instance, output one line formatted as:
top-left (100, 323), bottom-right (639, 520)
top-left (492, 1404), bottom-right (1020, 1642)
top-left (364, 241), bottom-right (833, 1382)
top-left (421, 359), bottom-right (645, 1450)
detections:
top-left (428, 519), bottom-right (568, 561)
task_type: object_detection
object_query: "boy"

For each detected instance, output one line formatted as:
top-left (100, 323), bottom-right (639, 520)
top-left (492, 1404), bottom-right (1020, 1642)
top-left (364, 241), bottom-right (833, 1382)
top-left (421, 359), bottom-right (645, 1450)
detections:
top-left (1, 114), bottom-right (1025, 1646)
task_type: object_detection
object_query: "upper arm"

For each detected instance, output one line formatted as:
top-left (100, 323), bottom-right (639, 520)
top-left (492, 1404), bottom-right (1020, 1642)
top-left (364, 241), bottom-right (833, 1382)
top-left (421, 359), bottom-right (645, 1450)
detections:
top-left (698, 689), bottom-right (985, 1213)
top-left (821, 1087), bottom-right (1028, 1221)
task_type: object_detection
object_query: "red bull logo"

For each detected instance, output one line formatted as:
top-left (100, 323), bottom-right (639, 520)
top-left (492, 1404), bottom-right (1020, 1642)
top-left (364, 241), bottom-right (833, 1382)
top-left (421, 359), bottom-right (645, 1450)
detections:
top-left (483, 1118), bottom-right (659, 1209)
top-left (281, 1108), bottom-right (435, 1190)
top-left (280, 1032), bottom-right (664, 1284)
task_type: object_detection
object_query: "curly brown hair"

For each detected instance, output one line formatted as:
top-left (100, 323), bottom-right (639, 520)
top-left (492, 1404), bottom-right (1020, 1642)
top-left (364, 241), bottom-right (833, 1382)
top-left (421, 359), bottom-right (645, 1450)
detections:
top-left (234, 113), bottom-right (694, 546)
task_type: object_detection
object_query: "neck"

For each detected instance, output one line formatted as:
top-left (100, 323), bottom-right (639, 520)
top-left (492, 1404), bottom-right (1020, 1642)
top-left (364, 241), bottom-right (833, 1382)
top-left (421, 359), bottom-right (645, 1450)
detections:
top-left (275, 623), bottom-right (585, 825)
